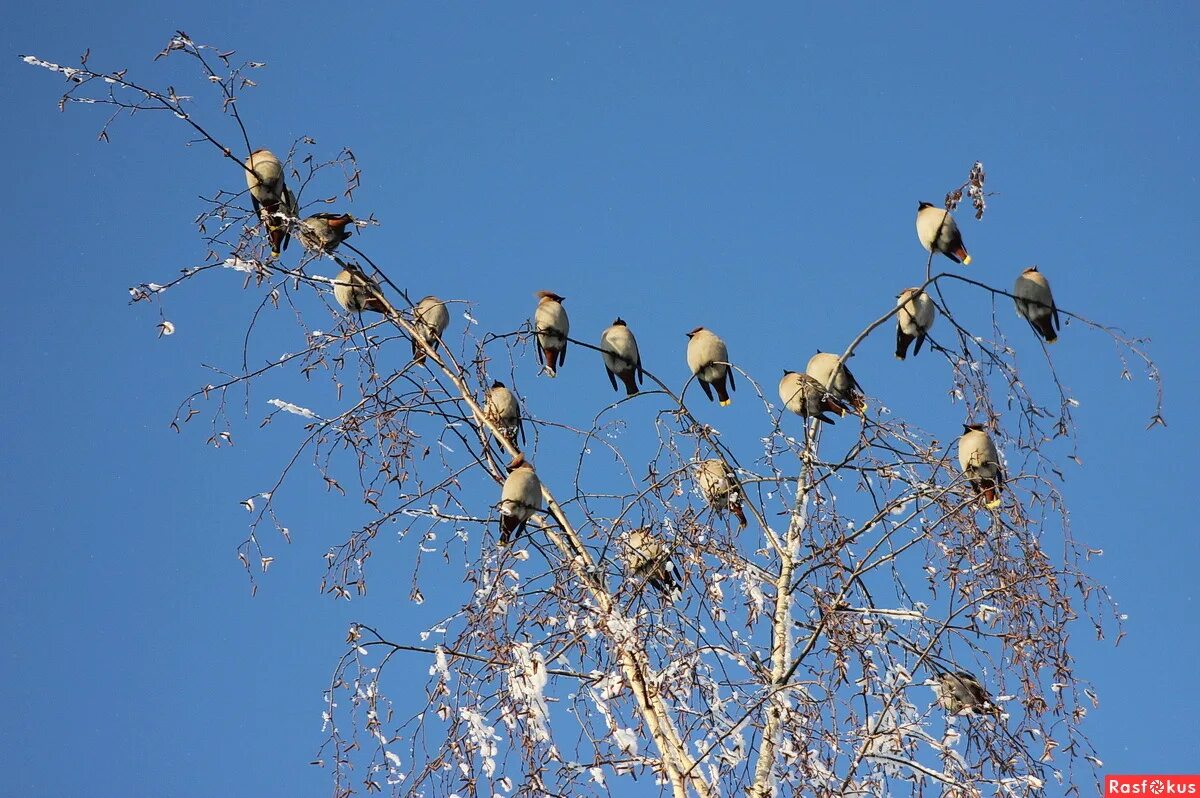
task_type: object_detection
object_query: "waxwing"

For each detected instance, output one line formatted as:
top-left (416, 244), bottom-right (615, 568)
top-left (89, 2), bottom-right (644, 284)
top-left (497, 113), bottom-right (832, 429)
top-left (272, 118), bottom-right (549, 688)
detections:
top-left (332, 267), bottom-right (388, 314)
top-left (411, 296), bottom-right (450, 365)
top-left (245, 149), bottom-right (294, 256)
top-left (916, 202), bottom-right (971, 265)
top-left (533, 291), bottom-right (569, 377)
top-left (484, 381), bottom-right (524, 446)
top-left (623, 526), bottom-right (682, 602)
top-left (600, 318), bottom-right (643, 396)
top-left (686, 327), bottom-right (735, 406)
top-left (806, 352), bottom-right (868, 414)
top-left (896, 287), bottom-right (936, 360)
top-left (696, 459), bottom-right (747, 527)
top-left (957, 424), bottom-right (1004, 509)
top-left (932, 671), bottom-right (1001, 717)
top-left (499, 453), bottom-right (542, 545)
top-left (298, 213), bottom-right (354, 254)
top-left (778, 370), bottom-right (849, 425)
top-left (1013, 266), bottom-right (1060, 344)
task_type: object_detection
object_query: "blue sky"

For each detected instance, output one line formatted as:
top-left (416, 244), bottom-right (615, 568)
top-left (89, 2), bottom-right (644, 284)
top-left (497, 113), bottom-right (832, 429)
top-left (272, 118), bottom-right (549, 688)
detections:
top-left (3, 3), bottom-right (1198, 795)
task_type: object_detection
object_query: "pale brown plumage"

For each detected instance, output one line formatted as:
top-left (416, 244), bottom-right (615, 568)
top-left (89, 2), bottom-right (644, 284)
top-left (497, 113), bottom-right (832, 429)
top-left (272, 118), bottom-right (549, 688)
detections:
top-left (411, 296), bottom-right (450, 365)
top-left (623, 526), bottom-right (682, 601)
top-left (805, 352), bottom-right (867, 414)
top-left (957, 424), bottom-right (1004, 509)
top-left (484, 381), bottom-right (524, 445)
top-left (499, 454), bottom-right (542, 545)
top-left (896, 287), bottom-right (936, 360)
top-left (600, 318), bottom-right (643, 396)
top-left (245, 149), bottom-right (295, 256)
top-left (533, 291), bottom-right (569, 376)
top-left (1013, 266), bottom-right (1060, 344)
top-left (916, 202), bottom-right (971, 265)
top-left (697, 459), bottom-right (747, 527)
top-left (934, 671), bottom-right (1002, 717)
top-left (778, 370), bottom-right (849, 425)
top-left (686, 327), bottom-right (734, 406)
top-left (298, 213), bottom-right (354, 254)
top-left (332, 267), bottom-right (388, 314)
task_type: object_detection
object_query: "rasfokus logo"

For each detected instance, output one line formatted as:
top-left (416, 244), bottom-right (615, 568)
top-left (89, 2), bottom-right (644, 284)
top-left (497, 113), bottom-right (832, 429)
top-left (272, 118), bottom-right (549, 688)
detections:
top-left (1106, 776), bottom-right (1200, 796)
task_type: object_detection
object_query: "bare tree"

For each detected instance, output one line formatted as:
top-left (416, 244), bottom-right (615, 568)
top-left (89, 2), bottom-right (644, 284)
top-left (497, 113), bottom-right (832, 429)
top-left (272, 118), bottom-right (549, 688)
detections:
top-left (22, 33), bottom-right (1165, 798)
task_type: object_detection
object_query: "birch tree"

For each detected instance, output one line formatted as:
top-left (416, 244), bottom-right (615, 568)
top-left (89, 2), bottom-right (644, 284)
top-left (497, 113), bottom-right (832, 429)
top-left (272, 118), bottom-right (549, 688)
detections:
top-left (22, 33), bottom-right (1165, 798)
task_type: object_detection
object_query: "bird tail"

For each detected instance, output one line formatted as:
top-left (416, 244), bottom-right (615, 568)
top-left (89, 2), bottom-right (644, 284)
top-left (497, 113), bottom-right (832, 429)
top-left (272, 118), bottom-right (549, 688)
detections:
top-left (499, 515), bottom-right (523, 546)
top-left (822, 396), bottom-right (847, 418)
top-left (542, 347), bottom-right (559, 377)
top-left (977, 480), bottom-right (1001, 509)
top-left (619, 370), bottom-right (639, 397)
top-left (714, 376), bottom-right (732, 407)
top-left (957, 248), bottom-right (972, 265)
top-left (363, 296), bottom-right (389, 315)
top-left (1035, 317), bottom-right (1058, 344)
top-left (896, 329), bottom-right (912, 361)
top-left (731, 501), bottom-right (747, 528)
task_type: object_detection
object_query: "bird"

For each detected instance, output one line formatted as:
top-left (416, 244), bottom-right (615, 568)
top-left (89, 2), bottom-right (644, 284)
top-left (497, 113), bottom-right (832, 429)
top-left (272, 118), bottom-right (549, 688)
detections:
top-left (483, 381), bottom-right (524, 445)
top-left (499, 453), bottom-right (542, 545)
top-left (895, 287), bottom-right (936, 359)
top-left (686, 327), bottom-right (735, 406)
top-left (1013, 266), bottom-right (1060, 344)
top-left (623, 526), bottom-right (683, 602)
top-left (533, 291), bottom-right (569, 377)
top-left (332, 267), bottom-right (388, 314)
top-left (696, 459), bottom-right (747, 527)
top-left (778, 370), bottom-right (850, 424)
top-left (297, 213), bottom-right (354, 254)
top-left (805, 352), bottom-right (868, 414)
top-left (599, 318), bottom-right (643, 396)
top-left (244, 148), bottom-right (295, 257)
top-left (916, 202), bottom-right (971, 265)
top-left (957, 424), bottom-right (1004, 509)
top-left (933, 671), bottom-right (1002, 717)
top-left (411, 296), bottom-right (450, 364)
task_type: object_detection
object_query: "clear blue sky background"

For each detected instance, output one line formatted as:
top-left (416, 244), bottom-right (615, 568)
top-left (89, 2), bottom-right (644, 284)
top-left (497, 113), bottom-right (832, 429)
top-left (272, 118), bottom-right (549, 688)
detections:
top-left (3, 3), bottom-right (1198, 796)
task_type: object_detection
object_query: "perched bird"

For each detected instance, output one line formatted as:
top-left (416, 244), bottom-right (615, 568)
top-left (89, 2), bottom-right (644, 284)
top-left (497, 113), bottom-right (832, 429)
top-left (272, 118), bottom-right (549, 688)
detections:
top-left (623, 526), bottom-right (683, 602)
top-left (895, 287), bottom-right (936, 360)
top-left (806, 352), bottom-right (868, 414)
top-left (696, 459), bottom-right (747, 527)
top-left (332, 267), bottom-right (388, 314)
top-left (1013, 266), bottom-right (1060, 344)
top-left (499, 454), bottom-right (542, 545)
top-left (245, 148), bottom-right (294, 256)
top-left (957, 424), bottom-right (1004, 509)
top-left (916, 202), bottom-right (971, 265)
top-left (778, 370), bottom-right (850, 425)
top-left (298, 213), bottom-right (354, 254)
top-left (933, 671), bottom-right (1002, 717)
top-left (484, 381), bottom-right (524, 445)
top-left (599, 318), bottom-right (643, 396)
top-left (533, 291), bottom-right (569, 377)
top-left (686, 327), bottom-right (735, 406)
top-left (411, 296), bottom-right (450, 364)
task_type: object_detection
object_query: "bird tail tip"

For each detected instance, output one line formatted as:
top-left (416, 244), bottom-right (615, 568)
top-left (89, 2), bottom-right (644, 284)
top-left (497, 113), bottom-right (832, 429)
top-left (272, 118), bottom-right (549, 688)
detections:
top-left (961, 253), bottom-right (972, 266)
top-left (719, 399), bottom-right (731, 407)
